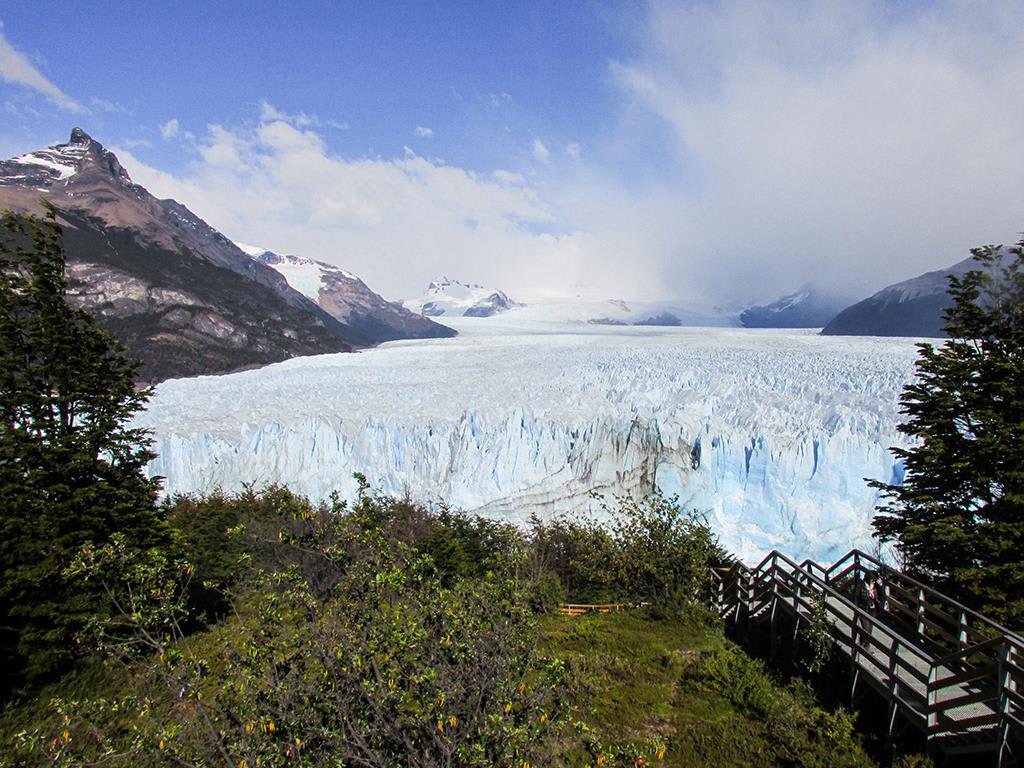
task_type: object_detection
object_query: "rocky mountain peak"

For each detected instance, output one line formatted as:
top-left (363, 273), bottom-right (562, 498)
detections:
top-left (69, 127), bottom-right (94, 145)
top-left (0, 126), bottom-right (136, 191)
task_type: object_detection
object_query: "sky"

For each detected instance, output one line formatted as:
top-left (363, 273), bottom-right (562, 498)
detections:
top-left (1, 0), bottom-right (1022, 305)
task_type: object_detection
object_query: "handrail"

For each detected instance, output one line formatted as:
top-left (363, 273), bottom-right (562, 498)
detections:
top-left (828, 549), bottom-right (1024, 647)
top-left (930, 634), bottom-right (1009, 670)
top-left (730, 550), bottom-right (933, 660)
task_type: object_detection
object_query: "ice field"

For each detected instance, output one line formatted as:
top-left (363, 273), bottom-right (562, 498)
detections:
top-left (136, 319), bottom-right (922, 562)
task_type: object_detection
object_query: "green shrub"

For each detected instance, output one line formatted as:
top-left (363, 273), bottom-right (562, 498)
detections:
top-left (528, 490), bottom-right (726, 615)
top-left (13, 490), bottom-right (567, 767)
top-left (685, 644), bottom-right (872, 767)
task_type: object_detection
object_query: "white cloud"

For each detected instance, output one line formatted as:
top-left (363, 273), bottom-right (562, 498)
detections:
top-left (258, 100), bottom-right (348, 130)
top-left (159, 118), bottom-right (180, 140)
top-left (531, 137), bottom-right (550, 164)
top-left (604, 0), bottom-right (1024, 301)
top-left (566, 142), bottom-right (581, 161)
top-left (197, 123), bottom-right (252, 171)
top-left (114, 116), bottom-right (602, 300)
top-left (0, 26), bottom-right (82, 112)
top-left (493, 169), bottom-right (525, 185)
top-left (415, 126), bottom-right (434, 139)
top-left (259, 100), bottom-right (315, 127)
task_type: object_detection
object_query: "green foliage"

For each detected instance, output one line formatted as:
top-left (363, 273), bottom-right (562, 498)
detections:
top-left (524, 570), bottom-right (567, 614)
top-left (0, 209), bottom-right (167, 692)
top-left (163, 484), bottom-right (323, 617)
top-left (872, 240), bottom-right (1024, 627)
top-left (539, 611), bottom-right (876, 767)
top-left (2, 468), bottom-right (900, 766)
top-left (163, 479), bottom-right (526, 604)
top-left (418, 507), bottom-right (523, 583)
top-left (528, 513), bottom-right (620, 602)
top-left (605, 492), bottom-right (725, 617)
top-left (529, 491), bottom-right (726, 616)
top-left (12, 488), bottom-right (566, 767)
top-left (799, 593), bottom-right (835, 674)
top-left (686, 645), bottom-right (870, 767)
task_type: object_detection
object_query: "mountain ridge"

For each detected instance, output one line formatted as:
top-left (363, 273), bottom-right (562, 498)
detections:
top-left (0, 128), bottom-right (451, 381)
top-left (822, 256), bottom-right (977, 337)
top-left (249, 249), bottom-right (456, 344)
top-left (740, 284), bottom-right (853, 328)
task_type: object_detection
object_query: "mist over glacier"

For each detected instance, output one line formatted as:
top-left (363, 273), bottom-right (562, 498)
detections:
top-left (136, 321), bottom-right (920, 563)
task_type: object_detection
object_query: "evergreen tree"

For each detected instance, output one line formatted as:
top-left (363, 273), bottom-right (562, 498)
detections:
top-left (0, 208), bottom-right (167, 692)
top-left (872, 238), bottom-right (1024, 628)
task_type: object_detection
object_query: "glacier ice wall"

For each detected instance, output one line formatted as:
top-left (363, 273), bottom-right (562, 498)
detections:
top-left (136, 322), bottom-right (920, 562)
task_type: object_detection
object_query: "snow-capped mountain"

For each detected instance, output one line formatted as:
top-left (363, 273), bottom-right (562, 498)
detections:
top-left (3, 128), bottom-right (99, 184)
top-left (239, 246), bottom-right (455, 343)
top-left (822, 256), bottom-right (977, 337)
top-left (497, 294), bottom-right (735, 327)
top-left (405, 280), bottom-right (740, 327)
top-left (0, 128), bottom-right (357, 382)
top-left (137, 323), bottom-right (919, 563)
top-left (740, 285), bottom-right (852, 328)
top-left (404, 277), bottom-right (519, 318)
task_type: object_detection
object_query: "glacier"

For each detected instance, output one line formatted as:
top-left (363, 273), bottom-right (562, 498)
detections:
top-left (136, 320), bottom-right (922, 563)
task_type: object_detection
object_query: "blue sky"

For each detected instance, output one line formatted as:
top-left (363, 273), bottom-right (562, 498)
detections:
top-left (2, 1), bottom-right (1023, 303)
top-left (1, 2), bottom-right (651, 180)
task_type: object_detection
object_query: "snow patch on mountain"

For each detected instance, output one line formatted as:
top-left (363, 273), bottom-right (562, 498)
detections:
top-left (405, 277), bottom-right (517, 317)
top-left (11, 152), bottom-right (80, 180)
top-left (137, 323), bottom-right (920, 562)
top-left (235, 242), bottom-right (268, 258)
top-left (740, 284), bottom-right (852, 328)
top-left (3, 135), bottom-right (91, 185)
top-left (237, 246), bottom-right (358, 302)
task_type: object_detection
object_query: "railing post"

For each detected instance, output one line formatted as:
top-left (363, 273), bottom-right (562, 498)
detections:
top-left (957, 609), bottom-right (968, 653)
top-left (734, 566), bottom-right (743, 624)
top-left (791, 567), bottom-right (801, 649)
top-left (916, 588), bottom-right (926, 640)
top-left (746, 569), bottom-right (754, 620)
top-left (850, 600), bottom-right (862, 707)
top-left (887, 638), bottom-right (901, 737)
top-left (769, 555), bottom-right (780, 662)
top-left (996, 641), bottom-right (1012, 768)
top-left (926, 665), bottom-right (937, 739)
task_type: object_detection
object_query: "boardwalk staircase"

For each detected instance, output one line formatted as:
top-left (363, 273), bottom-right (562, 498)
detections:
top-left (710, 549), bottom-right (1023, 766)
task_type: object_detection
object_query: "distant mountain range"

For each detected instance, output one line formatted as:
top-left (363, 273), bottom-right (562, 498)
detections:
top-left (822, 257), bottom-right (977, 337)
top-left (403, 277), bottom-right (519, 318)
top-left (240, 247), bottom-right (455, 345)
top-left (739, 285), bottom-right (853, 329)
top-left (0, 128), bottom-right (452, 382)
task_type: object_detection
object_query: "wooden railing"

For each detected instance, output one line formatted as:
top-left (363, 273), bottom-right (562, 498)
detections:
top-left (710, 549), bottom-right (1023, 766)
top-left (558, 602), bottom-right (629, 616)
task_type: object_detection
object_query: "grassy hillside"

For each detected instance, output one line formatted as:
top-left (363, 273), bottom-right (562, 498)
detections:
top-left (540, 610), bottom-right (877, 767)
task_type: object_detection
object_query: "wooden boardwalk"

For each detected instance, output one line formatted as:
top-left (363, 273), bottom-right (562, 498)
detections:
top-left (710, 550), bottom-right (1023, 766)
